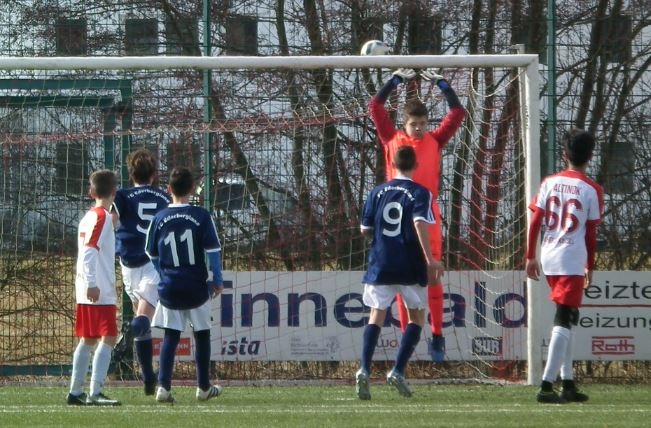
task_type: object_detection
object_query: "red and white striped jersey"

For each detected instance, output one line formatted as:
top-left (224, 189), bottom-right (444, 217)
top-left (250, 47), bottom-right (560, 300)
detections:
top-left (75, 206), bottom-right (117, 305)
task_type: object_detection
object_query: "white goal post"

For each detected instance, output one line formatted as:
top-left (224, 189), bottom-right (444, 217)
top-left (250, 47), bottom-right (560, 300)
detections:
top-left (0, 54), bottom-right (542, 384)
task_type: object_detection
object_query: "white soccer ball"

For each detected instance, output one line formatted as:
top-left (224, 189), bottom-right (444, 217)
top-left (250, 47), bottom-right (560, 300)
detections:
top-left (360, 40), bottom-right (391, 56)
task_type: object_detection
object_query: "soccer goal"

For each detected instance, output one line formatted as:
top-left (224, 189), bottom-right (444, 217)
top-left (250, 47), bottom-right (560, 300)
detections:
top-left (0, 54), bottom-right (542, 383)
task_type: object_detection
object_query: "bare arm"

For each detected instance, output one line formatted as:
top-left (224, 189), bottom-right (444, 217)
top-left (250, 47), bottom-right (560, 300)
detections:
top-left (585, 221), bottom-right (598, 287)
top-left (525, 207), bottom-right (544, 280)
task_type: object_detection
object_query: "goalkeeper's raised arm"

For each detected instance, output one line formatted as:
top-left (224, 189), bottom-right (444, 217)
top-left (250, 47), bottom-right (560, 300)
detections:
top-left (368, 69), bottom-right (465, 146)
top-left (420, 70), bottom-right (466, 145)
top-left (368, 68), bottom-right (416, 142)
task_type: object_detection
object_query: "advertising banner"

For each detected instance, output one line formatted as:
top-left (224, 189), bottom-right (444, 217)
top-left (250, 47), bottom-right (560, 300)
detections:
top-left (152, 271), bottom-right (651, 362)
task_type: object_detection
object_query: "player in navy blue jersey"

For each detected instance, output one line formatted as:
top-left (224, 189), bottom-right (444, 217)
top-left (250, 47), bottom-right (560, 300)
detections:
top-left (355, 146), bottom-right (444, 400)
top-left (145, 167), bottom-right (224, 403)
top-left (112, 149), bottom-right (171, 395)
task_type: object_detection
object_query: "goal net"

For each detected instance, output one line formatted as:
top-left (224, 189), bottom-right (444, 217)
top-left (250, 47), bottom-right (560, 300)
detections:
top-left (0, 55), bottom-right (541, 382)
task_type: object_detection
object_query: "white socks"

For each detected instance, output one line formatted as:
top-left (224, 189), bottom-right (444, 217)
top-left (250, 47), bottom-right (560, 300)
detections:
top-left (89, 342), bottom-right (113, 397)
top-left (542, 326), bottom-right (570, 383)
top-left (69, 342), bottom-right (92, 395)
top-left (560, 329), bottom-right (575, 381)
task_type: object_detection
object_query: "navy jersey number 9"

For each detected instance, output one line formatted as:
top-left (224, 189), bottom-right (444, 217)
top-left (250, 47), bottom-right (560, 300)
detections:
top-left (381, 201), bottom-right (403, 237)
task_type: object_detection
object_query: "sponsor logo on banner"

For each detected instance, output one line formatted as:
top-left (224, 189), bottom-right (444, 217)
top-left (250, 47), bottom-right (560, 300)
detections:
top-left (472, 337), bottom-right (503, 356)
top-left (377, 338), bottom-right (400, 349)
top-left (289, 335), bottom-right (340, 358)
top-left (217, 278), bottom-right (528, 330)
top-left (221, 337), bottom-right (262, 356)
top-left (153, 337), bottom-right (191, 356)
top-left (591, 336), bottom-right (635, 356)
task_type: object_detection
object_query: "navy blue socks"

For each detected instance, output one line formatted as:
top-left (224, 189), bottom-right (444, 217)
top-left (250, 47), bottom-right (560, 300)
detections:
top-left (194, 329), bottom-right (212, 391)
top-left (394, 323), bottom-right (422, 375)
top-left (360, 324), bottom-right (381, 374)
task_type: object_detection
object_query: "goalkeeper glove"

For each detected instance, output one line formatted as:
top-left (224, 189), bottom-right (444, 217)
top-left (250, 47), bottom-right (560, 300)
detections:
top-left (391, 68), bottom-right (417, 83)
top-left (420, 69), bottom-right (450, 90)
top-left (419, 69), bottom-right (444, 82)
top-left (377, 68), bottom-right (416, 102)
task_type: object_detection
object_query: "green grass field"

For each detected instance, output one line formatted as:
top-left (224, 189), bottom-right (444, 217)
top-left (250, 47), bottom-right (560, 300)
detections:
top-left (1, 383), bottom-right (650, 427)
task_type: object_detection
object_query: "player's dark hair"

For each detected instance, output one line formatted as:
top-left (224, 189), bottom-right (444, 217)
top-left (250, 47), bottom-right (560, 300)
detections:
top-left (169, 167), bottom-right (194, 197)
top-left (403, 99), bottom-right (428, 118)
top-left (393, 146), bottom-right (417, 172)
top-left (89, 170), bottom-right (117, 198)
top-left (562, 128), bottom-right (595, 167)
top-left (127, 149), bottom-right (157, 184)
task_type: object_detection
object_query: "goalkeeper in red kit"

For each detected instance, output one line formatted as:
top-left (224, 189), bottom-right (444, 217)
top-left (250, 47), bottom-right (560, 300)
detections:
top-left (369, 68), bottom-right (465, 362)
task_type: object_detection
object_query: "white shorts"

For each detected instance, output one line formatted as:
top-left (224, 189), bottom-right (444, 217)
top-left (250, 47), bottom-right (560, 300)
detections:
top-left (151, 299), bottom-right (212, 332)
top-left (363, 283), bottom-right (428, 310)
top-left (121, 262), bottom-right (160, 307)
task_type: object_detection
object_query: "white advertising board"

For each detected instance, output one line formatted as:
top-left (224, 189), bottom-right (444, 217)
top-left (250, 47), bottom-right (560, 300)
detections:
top-left (153, 271), bottom-right (651, 362)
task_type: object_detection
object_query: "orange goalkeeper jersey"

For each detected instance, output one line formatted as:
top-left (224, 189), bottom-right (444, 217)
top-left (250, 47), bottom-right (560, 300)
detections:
top-left (369, 97), bottom-right (466, 198)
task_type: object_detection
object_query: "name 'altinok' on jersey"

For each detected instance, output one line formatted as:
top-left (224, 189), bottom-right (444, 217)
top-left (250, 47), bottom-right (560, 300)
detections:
top-left (361, 177), bottom-right (434, 286)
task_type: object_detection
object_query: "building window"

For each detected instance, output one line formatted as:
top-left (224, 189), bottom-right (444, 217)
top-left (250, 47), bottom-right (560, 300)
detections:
top-left (55, 18), bottom-right (87, 56)
top-left (224, 15), bottom-right (258, 55)
top-left (602, 139), bottom-right (634, 194)
top-left (166, 16), bottom-right (198, 56)
top-left (55, 141), bottom-right (88, 195)
top-left (125, 18), bottom-right (158, 56)
top-left (601, 14), bottom-right (632, 64)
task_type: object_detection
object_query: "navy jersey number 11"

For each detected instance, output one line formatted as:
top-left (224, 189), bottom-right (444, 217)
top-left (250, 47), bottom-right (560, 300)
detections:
top-left (146, 205), bottom-right (221, 310)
